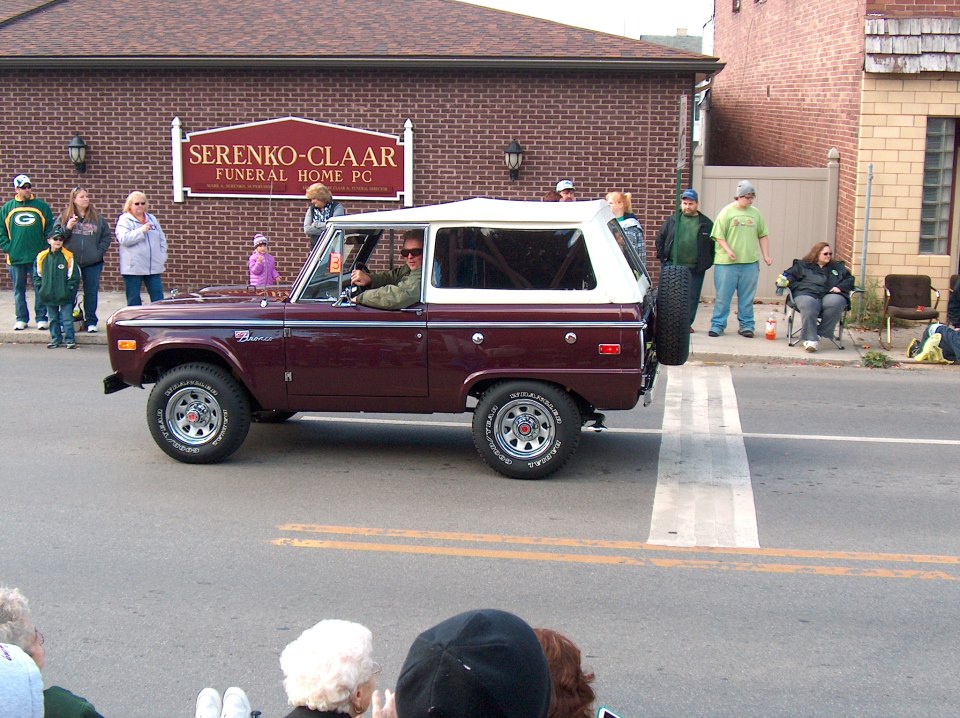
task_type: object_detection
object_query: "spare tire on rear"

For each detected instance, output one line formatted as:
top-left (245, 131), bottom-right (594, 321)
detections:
top-left (655, 264), bottom-right (692, 366)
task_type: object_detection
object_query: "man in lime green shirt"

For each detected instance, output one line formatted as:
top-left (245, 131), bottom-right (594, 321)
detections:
top-left (708, 180), bottom-right (772, 337)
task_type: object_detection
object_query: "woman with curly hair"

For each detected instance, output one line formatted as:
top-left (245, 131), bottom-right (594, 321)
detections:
top-left (534, 628), bottom-right (596, 718)
top-left (304, 183), bottom-right (345, 251)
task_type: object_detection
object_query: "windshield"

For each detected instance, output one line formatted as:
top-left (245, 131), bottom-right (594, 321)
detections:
top-left (298, 230), bottom-right (362, 300)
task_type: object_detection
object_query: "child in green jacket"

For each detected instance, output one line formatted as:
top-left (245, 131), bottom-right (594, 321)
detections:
top-left (33, 229), bottom-right (80, 348)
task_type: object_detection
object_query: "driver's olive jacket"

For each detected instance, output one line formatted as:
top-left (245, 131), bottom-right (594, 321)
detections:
top-left (356, 265), bottom-right (422, 309)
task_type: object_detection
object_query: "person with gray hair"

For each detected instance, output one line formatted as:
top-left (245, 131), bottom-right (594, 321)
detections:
top-left (0, 586), bottom-right (104, 717)
top-left (280, 618), bottom-right (384, 717)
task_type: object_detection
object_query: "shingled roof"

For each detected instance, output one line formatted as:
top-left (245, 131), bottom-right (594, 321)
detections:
top-left (0, 0), bottom-right (720, 71)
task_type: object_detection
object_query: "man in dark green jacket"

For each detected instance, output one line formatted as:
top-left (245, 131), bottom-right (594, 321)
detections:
top-left (655, 188), bottom-right (714, 330)
top-left (0, 174), bottom-right (54, 330)
top-left (350, 231), bottom-right (424, 310)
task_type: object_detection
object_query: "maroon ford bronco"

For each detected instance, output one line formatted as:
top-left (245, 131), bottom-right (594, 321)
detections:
top-left (104, 198), bottom-right (690, 479)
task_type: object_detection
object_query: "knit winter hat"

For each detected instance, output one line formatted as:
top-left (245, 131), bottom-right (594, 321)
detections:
top-left (395, 609), bottom-right (551, 718)
top-left (735, 180), bottom-right (756, 198)
top-left (253, 233), bottom-right (268, 247)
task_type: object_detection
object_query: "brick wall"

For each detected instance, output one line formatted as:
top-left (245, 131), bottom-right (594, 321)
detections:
top-left (710, 0), bottom-right (864, 263)
top-left (866, 0), bottom-right (958, 16)
top-left (0, 67), bottom-right (693, 292)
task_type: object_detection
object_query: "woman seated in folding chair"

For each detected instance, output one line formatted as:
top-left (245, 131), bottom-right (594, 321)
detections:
top-left (780, 242), bottom-right (855, 352)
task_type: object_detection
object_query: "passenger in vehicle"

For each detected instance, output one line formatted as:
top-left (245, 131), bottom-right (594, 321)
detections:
top-left (350, 231), bottom-right (424, 310)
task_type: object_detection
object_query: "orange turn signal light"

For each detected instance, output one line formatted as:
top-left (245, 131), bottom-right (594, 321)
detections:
top-left (598, 344), bottom-right (621, 355)
top-left (117, 339), bottom-right (137, 351)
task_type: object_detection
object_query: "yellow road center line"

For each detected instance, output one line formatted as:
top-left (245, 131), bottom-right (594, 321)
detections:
top-left (271, 538), bottom-right (957, 581)
top-left (275, 524), bottom-right (960, 565)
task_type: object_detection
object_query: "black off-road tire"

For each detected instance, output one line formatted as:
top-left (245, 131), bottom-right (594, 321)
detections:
top-left (147, 363), bottom-right (251, 464)
top-left (472, 381), bottom-right (581, 480)
top-left (655, 264), bottom-right (693, 366)
top-left (252, 410), bottom-right (297, 423)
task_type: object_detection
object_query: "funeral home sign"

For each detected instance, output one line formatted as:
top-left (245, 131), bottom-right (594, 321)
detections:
top-left (171, 116), bottom-right (413, 205)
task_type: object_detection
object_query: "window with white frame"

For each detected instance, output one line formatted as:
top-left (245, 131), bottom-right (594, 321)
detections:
top-left (920, 118), bottom-right (957, 255)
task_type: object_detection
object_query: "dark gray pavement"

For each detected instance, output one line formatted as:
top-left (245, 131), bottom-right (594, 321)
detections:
top-left (0, 290), bottom-right (932, 364)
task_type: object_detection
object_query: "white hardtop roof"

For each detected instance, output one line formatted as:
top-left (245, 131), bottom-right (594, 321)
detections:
top-left (332, 197), bottom-right (613, 225)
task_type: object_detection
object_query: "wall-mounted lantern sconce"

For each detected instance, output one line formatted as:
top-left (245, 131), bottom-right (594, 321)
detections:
top-left (68, 134), bottom-right (87, 173)
top-left (504, 139), bottom-right (523, 181)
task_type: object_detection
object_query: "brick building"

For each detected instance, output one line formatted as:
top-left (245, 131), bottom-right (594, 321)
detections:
top-left (0, 0), bottom-right (720, 292)
top-left (710, 0), bottom-right (959, 290)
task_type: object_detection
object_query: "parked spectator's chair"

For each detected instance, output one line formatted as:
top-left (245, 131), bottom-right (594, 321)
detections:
top-left (880, 274), bottom-right (940, 349)
top-left (783, 286), bottom-right (862, 350)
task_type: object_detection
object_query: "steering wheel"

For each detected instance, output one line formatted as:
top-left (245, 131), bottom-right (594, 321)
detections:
top-left (342, 261), bottom-right (370, 301)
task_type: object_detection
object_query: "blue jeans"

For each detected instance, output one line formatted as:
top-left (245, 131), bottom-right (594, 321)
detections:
top-left (46, 303), bottom-right (76, 344)
top-left (794, 293), bottom-right (847, 342)
top-left (79, 262), bottom-right (103, 327)
top-left (123, 274), bottom-right (164, 306)
top-left (711, 262), bottom-right (760, 334)
top-left (8, 263), bottom-right (47, 324)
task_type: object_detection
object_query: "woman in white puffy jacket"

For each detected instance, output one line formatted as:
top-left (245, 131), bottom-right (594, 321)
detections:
top-left (115, 190), bottom-right (167, 306)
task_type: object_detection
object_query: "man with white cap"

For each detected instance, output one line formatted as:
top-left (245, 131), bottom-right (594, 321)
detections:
top-left (555, 179), bottom-right (576, 202)
top-left (708, 179), bottom-right (772, 338)
top-left (0, 174), bottom-right (55, 330)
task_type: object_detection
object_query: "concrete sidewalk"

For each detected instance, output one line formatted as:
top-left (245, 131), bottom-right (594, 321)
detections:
top-left (0, 289), bottom-right (925, 364)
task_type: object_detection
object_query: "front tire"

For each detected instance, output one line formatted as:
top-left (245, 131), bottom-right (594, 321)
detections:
top-left (472, 381), bottom-right (581, 479)
top-left (655, 264), bottom-right (693, 366)
top-left (147, 363), bottom-right (251, 464)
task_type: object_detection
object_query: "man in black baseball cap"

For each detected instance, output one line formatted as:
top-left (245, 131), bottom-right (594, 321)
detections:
top-left (394, 609), bottom-right (551, 718)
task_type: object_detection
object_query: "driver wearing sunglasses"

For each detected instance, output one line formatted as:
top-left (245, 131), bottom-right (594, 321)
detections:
top-left (350, 230), bottom-right (424, 310)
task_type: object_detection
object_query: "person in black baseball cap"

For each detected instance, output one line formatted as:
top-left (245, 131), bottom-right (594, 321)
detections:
top-left (394, 609), bottom-right (551, 718)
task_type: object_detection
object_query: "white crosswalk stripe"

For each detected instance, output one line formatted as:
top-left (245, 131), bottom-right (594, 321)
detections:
top-left (647, 364), bottom-right (760, 548)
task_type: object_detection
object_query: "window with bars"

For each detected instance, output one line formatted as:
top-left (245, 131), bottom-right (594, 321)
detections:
top-left (920, 118), bottom-right (957, 255)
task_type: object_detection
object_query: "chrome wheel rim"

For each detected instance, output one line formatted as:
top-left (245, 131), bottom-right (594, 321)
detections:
top-left (494, 397), bottom-right (555, 460)
top-left (165, 386), bottom-right (223, 446)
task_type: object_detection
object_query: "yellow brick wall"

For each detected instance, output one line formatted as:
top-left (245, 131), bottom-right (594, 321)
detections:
top-left (855, 76), bottom-right (959, 295)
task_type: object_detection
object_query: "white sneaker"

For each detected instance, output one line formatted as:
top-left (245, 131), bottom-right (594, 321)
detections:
top-left (195, 688), bottom-right (222, 718)
top-left (803, 340), bottom-right (818, 353)
top-left (36, 320), bottom-right (49, 330)
top-left (13, 321), bottom-right (26, 330)
top-left (86, 325), bottom-right (98, 333)
top-left (220, 687), bottom-right (251, 718)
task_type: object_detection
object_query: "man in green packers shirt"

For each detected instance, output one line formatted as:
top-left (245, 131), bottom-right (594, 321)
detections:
top-left (350, 230), bottom-right (424, 309)
top-left (655, 188), bottom-right (714, 332)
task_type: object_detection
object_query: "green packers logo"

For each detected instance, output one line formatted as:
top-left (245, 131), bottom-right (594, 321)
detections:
top-left (13, 214), bottom-right (38, 227)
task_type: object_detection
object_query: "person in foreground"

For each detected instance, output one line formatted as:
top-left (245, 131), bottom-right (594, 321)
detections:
top-left (350, 231), bottom-right (424, 310)
top-left (1, 642), bottom-right (43, 718)
top-left (779, 241), bottom-right (854, 352)
top-left (534, 628), bottom-right (595, 718)
top-left (393, 608), bottom-right (551, 718)
top-left (0, 586), bottom-right (104, 718)
top-left (280, 619), bottom-right (381, 717)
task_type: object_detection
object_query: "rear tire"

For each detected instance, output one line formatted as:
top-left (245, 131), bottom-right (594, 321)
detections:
top-left (655, 264), bottom-right (692, 366)
top-left (147, 363), bottom-right (251, 464)
top-left (472, 381), bottom-right (581, 479)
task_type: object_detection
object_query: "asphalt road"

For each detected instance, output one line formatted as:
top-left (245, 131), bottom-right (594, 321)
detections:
top-left (1, 344), bottom-right (959, 717)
